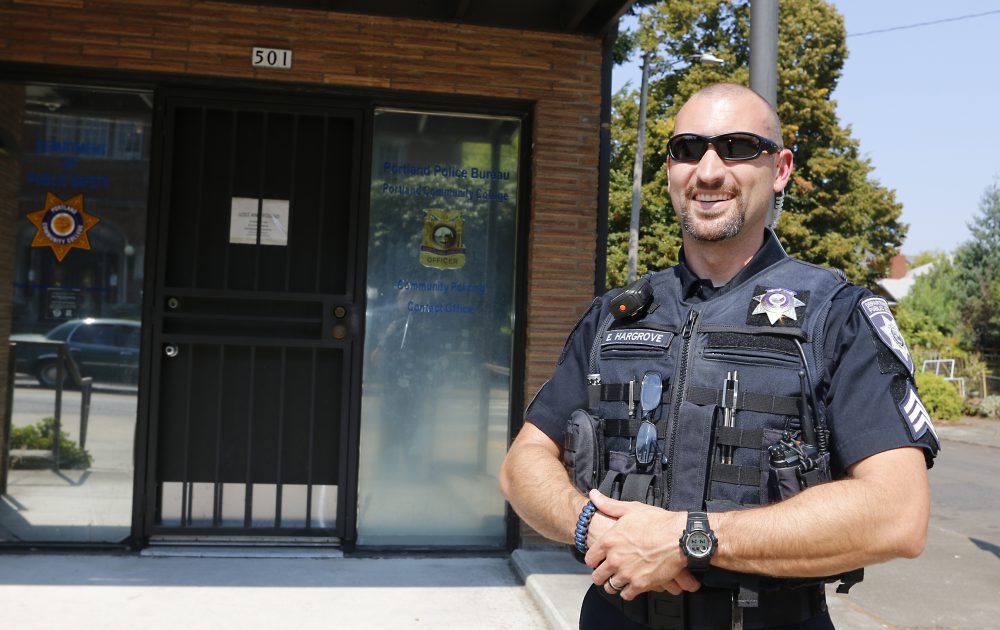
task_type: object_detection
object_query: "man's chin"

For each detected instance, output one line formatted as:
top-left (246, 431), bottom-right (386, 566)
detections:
top-left (682, 217), bottom-right (744, 242)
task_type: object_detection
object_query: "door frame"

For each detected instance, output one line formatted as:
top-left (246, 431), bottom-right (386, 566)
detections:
top-left (132, 83), bottom-right (534, 550)
top-left (137, 87), bottom-right (371, 544)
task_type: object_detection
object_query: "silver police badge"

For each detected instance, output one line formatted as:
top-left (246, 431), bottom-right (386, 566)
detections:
top-left (752, 288), bottom-right (805, 325)
top-left (860, 296), bottom-right (914, 375)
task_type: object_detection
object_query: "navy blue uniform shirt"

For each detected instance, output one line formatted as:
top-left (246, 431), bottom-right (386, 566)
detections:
top-left (525, 231), bottom-right (939, 474)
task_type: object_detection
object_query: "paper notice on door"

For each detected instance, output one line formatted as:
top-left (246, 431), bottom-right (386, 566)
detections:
top-left (230, 197), bottom-right (260, 245)
top-left (229, 197), bottom-right (290, 246)
top-left (260, 199), bottom-right (289, 246)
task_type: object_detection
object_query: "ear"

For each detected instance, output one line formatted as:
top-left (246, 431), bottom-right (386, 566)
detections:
top-left (772, 148), bottom-right (793, 193)
top-left (665, 156), bottom-right (672, 190)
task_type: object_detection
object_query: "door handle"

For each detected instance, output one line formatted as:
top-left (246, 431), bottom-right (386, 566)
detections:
top-left (164, 344), bottom-right (179, 358)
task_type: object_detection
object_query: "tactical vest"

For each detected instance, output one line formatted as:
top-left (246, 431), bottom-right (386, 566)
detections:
top-left (564, 256), bottom-right (863, 624)
top-left (586, 257), bottom-right (845, 514)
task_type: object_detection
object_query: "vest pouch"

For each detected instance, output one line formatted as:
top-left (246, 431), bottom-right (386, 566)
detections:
top-left (563, 409), bottom-right (603, 493)
top-left (666, 402), bottom-right (716, 511)
top-left (702, 347), bottom-right (801, 370)
top-left (608, 449), bottom-right (637, 475)
top-left (767, 443), bottom-right (833, 502)
top-left (799, 451), bottom-right (832, 488)
top-left (769, 466), bottom-right (803, 501)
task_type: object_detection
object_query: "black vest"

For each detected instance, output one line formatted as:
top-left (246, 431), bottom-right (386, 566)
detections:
top-left (577, 256), bottom-right (860, 627)
top-left (589, 256), bottom-right (847, 512)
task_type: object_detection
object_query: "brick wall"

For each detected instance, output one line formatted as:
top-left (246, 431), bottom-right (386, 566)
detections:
top-left (0, 0), bottom-right (603, 417)
top-left (0, 82), bottom-right (24, 476)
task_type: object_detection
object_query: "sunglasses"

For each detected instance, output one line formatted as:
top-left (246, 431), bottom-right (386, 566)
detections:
top-left (668, 132), bottom-right (781, 162)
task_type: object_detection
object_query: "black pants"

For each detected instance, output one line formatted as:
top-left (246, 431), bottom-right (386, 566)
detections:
top-left (579, 585), bottom-right (836, 630)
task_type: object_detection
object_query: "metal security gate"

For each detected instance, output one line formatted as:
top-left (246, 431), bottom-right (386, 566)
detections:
top-left (144, 93), bottom-right (365, 541)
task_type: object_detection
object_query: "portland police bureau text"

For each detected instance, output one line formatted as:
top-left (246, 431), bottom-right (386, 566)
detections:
top-left (381, 162), bottom-right (512, 201)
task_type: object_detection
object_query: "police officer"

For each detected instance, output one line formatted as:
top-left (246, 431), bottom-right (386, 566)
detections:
top-left (499, 83), bottom-right (939, 630)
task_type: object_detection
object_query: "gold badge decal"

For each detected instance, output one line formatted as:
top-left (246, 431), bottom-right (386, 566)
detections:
top-left (27, 193), bottom-right (100, 262)
top-left (419, 208), bottom-right (465, 270)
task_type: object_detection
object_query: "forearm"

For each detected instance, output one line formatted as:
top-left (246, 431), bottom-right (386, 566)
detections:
top-left (499, 440), bottom-right (587, 544)
top-left (712, 447), bottom-right (930, 577)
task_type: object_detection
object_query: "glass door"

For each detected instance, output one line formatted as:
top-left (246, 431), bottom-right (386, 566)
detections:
top-left (357, 110), bottom-right (521, 547)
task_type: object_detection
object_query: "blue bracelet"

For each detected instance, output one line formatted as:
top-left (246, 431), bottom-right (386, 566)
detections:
top-left (574, 500), bottom-right (597, 554)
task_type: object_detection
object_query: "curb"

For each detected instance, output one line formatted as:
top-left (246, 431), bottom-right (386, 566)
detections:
top-left (512, 548), bottom-right (591, 630)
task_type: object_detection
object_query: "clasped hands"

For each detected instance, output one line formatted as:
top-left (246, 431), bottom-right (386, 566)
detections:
top-left (584, 488), bottom-right (702, 601)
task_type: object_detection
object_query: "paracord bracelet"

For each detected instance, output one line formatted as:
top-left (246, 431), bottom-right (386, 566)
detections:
top-left (574, 500), bottom-right (597, 554)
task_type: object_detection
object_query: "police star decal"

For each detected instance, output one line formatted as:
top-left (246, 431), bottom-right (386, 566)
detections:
top-left (26, 192), bottom-right (100, 262)
top-left (860, 297), bottom-right (915, 375)
top-left (751, 288), bottom-right (805, 325)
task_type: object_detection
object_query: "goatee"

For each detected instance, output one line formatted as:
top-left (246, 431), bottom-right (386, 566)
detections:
top-left (678, 186), bottom-right (745, 242)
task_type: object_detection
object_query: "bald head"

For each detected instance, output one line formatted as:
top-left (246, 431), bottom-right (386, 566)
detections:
top-left (677, 83), bottom-right (782, 143)
top-left (666, 81), bottom-right (794, 254)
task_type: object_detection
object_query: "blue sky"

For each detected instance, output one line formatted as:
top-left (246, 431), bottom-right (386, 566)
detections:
top-left (612, 2), bottom-right (1000, 256)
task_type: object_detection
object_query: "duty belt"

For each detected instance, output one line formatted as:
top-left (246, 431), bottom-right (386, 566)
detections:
top-left (598, 584), bottom-right (827, 630)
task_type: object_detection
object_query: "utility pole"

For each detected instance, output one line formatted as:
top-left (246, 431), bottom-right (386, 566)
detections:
top-left (627, 51), bottom-right (650, 284)
top-left (750, 0), bottom-right (781, 226)
top-left (627, 49), bottom-right (723, 283)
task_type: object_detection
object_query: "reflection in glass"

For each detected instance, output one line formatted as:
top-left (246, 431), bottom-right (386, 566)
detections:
top-left (357, 110), bottom-right (520, 546)
top-left (1, 84), bottom-right (151, 543)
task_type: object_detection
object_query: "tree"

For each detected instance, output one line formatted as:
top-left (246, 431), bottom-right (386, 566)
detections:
top-left (896, 254), bottom-right (961, 339)
top-left (953, 178), bottom-right (1000, 351)
top-left (607, 0), bottom-right (906, 288)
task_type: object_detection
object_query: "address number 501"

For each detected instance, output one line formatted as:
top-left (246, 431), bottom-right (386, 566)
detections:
top-left (252, 47), bottom-right (292, 69)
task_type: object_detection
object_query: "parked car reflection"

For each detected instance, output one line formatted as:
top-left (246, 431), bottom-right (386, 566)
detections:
top-left (11, 318), bottom-right (141, 387)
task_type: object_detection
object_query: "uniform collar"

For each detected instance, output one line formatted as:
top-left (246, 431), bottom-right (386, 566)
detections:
top-left (676, 229), bottom-right (788, 302)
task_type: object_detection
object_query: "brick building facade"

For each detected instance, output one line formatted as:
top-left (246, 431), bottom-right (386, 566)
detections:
top-left (0, 0), bottom-right (625, 548)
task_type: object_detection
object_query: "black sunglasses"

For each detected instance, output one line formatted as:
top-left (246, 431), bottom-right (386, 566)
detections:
top-left (668, 132), bottom-right (781, 162)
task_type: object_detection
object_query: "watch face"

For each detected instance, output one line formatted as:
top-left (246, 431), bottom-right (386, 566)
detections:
top-left (686, 531), bottom-right (713, 558)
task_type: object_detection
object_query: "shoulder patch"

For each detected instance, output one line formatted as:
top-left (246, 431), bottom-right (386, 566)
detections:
top-left (859, 297), bottom-right (914, 375)
top-left (898, 381), bottom-right (940, 447)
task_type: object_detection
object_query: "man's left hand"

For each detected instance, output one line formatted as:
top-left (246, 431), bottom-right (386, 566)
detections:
top-left (584, 489), bottom-right (701, 600)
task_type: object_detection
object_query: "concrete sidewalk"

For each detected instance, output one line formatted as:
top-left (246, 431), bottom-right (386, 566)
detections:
top-left (0, 417), bottom-right (995, 630)
top-left (0, 553), bottom-right (548, 630)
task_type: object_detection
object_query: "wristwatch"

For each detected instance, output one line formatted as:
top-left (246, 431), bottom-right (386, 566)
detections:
top-left (679, 511), bottom-right (717, 570)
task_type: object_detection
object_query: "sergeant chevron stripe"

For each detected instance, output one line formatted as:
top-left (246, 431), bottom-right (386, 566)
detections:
top-left (899, 383), bottom-right (937, 442)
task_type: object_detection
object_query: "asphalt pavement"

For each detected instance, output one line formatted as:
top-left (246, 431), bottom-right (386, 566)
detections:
top-left (0, 417), bottom-right (996, 630)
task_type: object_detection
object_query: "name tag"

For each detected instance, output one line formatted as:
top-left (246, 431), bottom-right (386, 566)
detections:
top-left (602, 328), bottom-right (673, 349)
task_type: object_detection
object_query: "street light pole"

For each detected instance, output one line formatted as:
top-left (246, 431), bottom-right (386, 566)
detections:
top-left (750, 0), bottom-right (779, 109)
top-left (750, 0), bottom-right (781, 226)
top-left (626, 52), bottom-right (724, 284)
top-left (627, 51), bottom-right (651, 284)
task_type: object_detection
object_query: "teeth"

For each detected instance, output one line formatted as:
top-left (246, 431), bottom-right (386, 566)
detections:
top-left (695, 193), bottom-right (732, 202)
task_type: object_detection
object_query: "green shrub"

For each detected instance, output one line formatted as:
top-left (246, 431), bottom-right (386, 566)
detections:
top-left (9, 417), bottom-right (92, 469)
top-left (915, 371), bottom-right (964, 421)
top-left (964, 398), bottom-right (985, 417)
top-left (980, 396), bottom-right (1000, 420)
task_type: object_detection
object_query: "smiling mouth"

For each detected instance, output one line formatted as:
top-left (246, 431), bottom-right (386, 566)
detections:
top-left (694, 192), bottom-right (734, 203)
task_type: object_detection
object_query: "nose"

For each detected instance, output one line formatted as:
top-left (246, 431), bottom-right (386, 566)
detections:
top-left (694, 145), bottom-right (727, 187)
